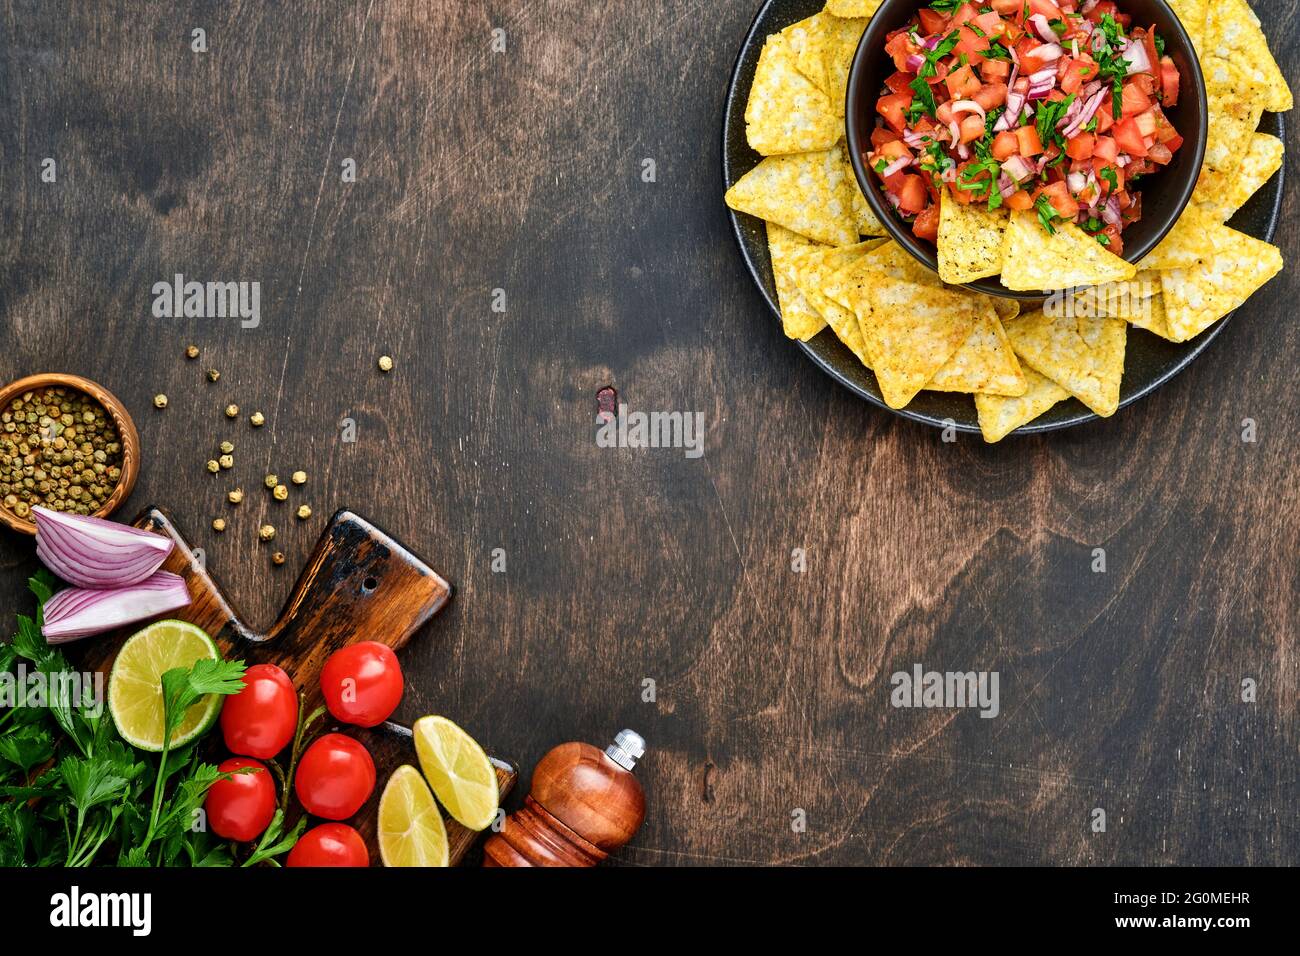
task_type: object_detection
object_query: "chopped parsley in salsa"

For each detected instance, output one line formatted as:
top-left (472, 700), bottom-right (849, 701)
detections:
top-left (869, 0), bottom-right (1184, 253)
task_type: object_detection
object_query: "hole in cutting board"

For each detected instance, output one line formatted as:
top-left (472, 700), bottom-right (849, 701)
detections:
top-left (362, 576), bottom-right (378, 592)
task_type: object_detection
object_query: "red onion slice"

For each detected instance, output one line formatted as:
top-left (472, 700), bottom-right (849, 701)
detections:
top-left (1101, 196), bottom-right (1122, 226)
top-left (881, 155), bottom-right (913, 177)
top-left (949, 99), bottom-right (986, 121)
top-left (34, 507), bottom-right (173, 589)
top-left (906, 54), bottom-right (925, 73)
top-left (1028, 43), bottom-right (1063, 64)
top-left (1121, 39), bottom-right (1151, 75)
top-left (41, 571), bottom-right (192, 643)
top-left (1028, 14), bottom-right (1057, 44)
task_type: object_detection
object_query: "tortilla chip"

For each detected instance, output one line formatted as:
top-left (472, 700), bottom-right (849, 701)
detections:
top-left (1127, 294), bottom-right (1174, 340)
top-left (1166, 0), bottom-right (1207, 54)
top-left (843, 151), bottom-right (885, 236)
top-left (767, 223), bottom-right (827, 341)
top-left (938, 192), bottom-right (1007, 284)
top-left (1203, 56), bottom-right (1267, 174)
top-left (1001, 210), bottom-right (1136, 291)
top-left (725, 145), bottom-right (859, 246)
top-left (1003, 310), bottom-right (1127, 417)
top-left (1205, 0), bottom-right (1292, 113)
top-left (825, 0), bottom-right (885, 18)
top-left (1070, 275), bottom-right (1165, 336)
top-left (819, 16), bottom-right (870, 117)
top-left (926, 307), bottom-right (1028, 397)
top-left (792, 240), bottom-right (884, 365)
top-left (1193, 133), bottom-right (1285, 223)
top-left (838, 247), bottom-right (982, 408)
top-left (1140, 204), bottom-right (1221, 271)
top-left (745, 33), bottom-right (839, 156)
top-left (991, 298), bottom-right (1020, 322)
top-left (975, 367), bottom-right (1072, 443)
top-left (786, 14), bottom-right (831, 92)
top-left (1159, 229), bottom-right (1283, 341)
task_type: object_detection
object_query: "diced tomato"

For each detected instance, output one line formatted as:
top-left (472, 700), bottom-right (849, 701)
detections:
top-left (1038, 180), bottom-right (1080, 219)
top-left (1085, 2), bottom-right (1128, 28)
top-left (896, 174), bottom-right (928, 214)
top-left (1066, 132), bottom-right (1095, 161)
top-left (1120, 81), bottom-right (1153, 117)
top-left (1016, 125), bottom-right (1044, 158)
top-left (992, 130), bottom-right (1020, 160)
top-left (879, 138), bottom-right (911, 161)
top-left (1163, 132), bottom-right (1184, 153)
top-left (973, 11), bottom-right (1006, 39)
top-left (871, 127), bottom-right (902, 149)
top-left (990, 0), bottom-right (1022, 14)
top-left (1020, 47), bottom-right (1056, 74)
top-left (949, 3), bottom-right (981, 28)
top-left (1141, 28), bottom-right (1162, 97)
top-left (1092, 135), bottom-right (1123, 163)
top-left (1134, 109), bottom-right (1158, 138)
top-left (1094, 162), bottom-right (1124, 194)
top-left (913, 204), bottom-right (941, 241)
top-left (885, 71), bottom-right (913, 95)
top-left (1028, 0), bottom-right (1064, 19)
top-left (885, 32), bottom-right (921, 73)
top-left (1004, 188), bottom-right (1035, 210)
top-left (917, 8), bottom-right (949, 35)
top-left (1099, 224), bottom-right (1123, 255)
top-left (955, 23), bottom-right (991, 57)
top-left (946, 64), bottom-right (982, 100)
top-left (980, 57), bottom-right (1011, 81)
top-left (1113, 117), bottom-right (1149, 156)
top-left (973, 82), bottom-right (1008, 111)
top-left (959, 114), bottom-right (986, 143)
top-left (1159, 57), bottom-right (1180, 106)
top-left (877, 93), bottom-right (913, 133)
top-left (1059, 57), bottom-right (1095, 95)
top-left (1147, 142), bottom-right (1173, 165)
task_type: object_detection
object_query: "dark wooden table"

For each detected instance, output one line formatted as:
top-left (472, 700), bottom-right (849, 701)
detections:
top-left (1, 1), bottom-right (1295, 866)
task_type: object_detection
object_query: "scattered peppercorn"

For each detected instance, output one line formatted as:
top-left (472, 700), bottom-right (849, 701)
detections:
top-left (153, 394), bottom-right (168, 409)
top-left (272, 552), bottom-right (286, 566)
top-left (206, 460), bottom-right (220, 474)
top-left (259, 524), bottom-right (276, 542)
top-left (228, 488), bottom-right (244, 505)
top-left (378, 355), bottom-right (394, 373)
top-left (296, 504), bottom-right (312, 520)
top-left (207, 369), bottom-right (221, 383)
top-left (0, 387), bottom-right (125, 518)
top-left (186, 345), bottom-right (200, 360)
top-left (264, 474), bottom-right (278, 489)
top-left (219, 441), bottom-right (234, 454)
top-left (224, 404), bottom-right (239, 419)
top-left (250, 411), bottom-right (265, 427)
top-left (212, 518), bottom-right (226, 533)
top-left (273, 484), bottom-right (288, 501)
top-left (219, 454), bottom-right (234, 470)
top-left (291, 470), bottom-right (307, 485)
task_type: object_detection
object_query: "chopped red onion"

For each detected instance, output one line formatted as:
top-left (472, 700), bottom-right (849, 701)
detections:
top-left (1067, 171), bottom-right (1088, 194)
top-left (1121, 39), bottom-right (1151, 75)
top-left (881, 155), bottom-right (913, 177)
top-left (1062, 88), bottom-right (1107, 138)
top-left (998, 174), bottom-right (1017, 199)
top-left (949, 99), bottom-right (986, 121)
top-left (1028, 43), bottom-right (1063, 64)
top-left (34, 506), bottom-right (173, 590)
top-left (1101, 196), bottom-right (1122, 226)
top-left (1028, 14), bottom-right (1057, 44)
top-left (906, 54), bottom-right (925, 72)
top-left (41, 571), bottom-right (192, 643)
top-left (1002, 155), bottom-right (1034, 183)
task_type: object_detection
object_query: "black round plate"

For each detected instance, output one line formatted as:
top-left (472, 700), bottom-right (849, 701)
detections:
top-left (722, 0), bottom-right (1284, 436)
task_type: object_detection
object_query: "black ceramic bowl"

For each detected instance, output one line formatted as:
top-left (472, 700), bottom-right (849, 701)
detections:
top-left (845, 0), bottom-right (1209, 300)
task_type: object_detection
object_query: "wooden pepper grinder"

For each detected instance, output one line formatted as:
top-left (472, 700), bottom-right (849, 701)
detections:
top-left (483, 730), bottom-right (646, 867)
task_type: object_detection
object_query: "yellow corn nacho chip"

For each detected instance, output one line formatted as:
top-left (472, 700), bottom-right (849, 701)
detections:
top-left (1159, 229), bottom-right (1283, 342)
top-left (843, 152), bottom-right (885, 236)
top-left (786, 14), bottom-right (832, 93)
top-left (1193, 133), bottom-right (1285, 223)
top-left (1139, 204), bottom-right (1221, 271)
top-left (1205, 0), bottom-right (1292, 113)
top-left (725, 145), bottom-right (858, 246)
top-left (938, 192), bottom-right (1007, 284)
top-left (1001, 210), bottom-right (1136, 291)
top-left (991, 298), bottom-right (1020, 322)
top-left (926, 306), bottom-right (1028, 397)
top-left (1003, 309), bottom-right (1127, 417)
top-left (1166, 0), bottom-right (1206, 54)
top-left (838, 247), bottom-right (981, 408)
top-left (793, 241), bottom-right (884, 365)
top-left (1203, 56), bottom-right (1267, 174)
top-left (975, 367), bottom-right (1072, 443)
top-left (825, 0), bottom-right (885, 18)
top-left (745, 33), bottom-right (839, 156)
top-left (767, 223), bottom-right (827, 341)
top-left (820, 16), bottom-right (870, 117)
top-left (1071, 276), bottom-right (1167, 336)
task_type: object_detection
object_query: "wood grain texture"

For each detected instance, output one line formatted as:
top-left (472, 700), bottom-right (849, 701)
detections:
top-left (0, 1), bottom-right (1296, 866)
top-left (73, 507), bottom-right (514, 866)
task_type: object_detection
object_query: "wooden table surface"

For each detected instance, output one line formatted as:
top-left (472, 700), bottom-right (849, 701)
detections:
top-left (1, 1), bottom-right (1295, 866)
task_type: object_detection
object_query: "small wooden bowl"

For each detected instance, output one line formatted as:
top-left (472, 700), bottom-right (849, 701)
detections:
top-left (0, 373), bottom-right (141, 536)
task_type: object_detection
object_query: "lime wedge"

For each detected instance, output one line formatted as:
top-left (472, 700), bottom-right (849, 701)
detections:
top-left (108, 619), bottom-right (223, 752)
top-left (413, 715), bottom-right (499, 831)
top-left (378, 765), bottom-right (449, 867)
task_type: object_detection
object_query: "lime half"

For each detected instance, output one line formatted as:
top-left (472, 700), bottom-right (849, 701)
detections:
top-left (379, 765), bottom-right (449, 867)
top-left (108, 620), bottom-right (223, 752)
top-left (413, 715), bottom-right (499, 831)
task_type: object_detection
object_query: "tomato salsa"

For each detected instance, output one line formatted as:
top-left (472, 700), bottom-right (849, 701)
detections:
top-left (868, 0), bottom-right (1183, 253)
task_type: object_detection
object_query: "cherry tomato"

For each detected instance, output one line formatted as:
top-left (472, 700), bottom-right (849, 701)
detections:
top-left (286, 823), bottom-right (370, 867)
top-left (205, 758), bottom-right (276, 842)
top-left (320, 642), bottom-right (404, 728)
top-left (294, 733), bottom-right (376, 820)
top-left (221, 663), bottom-right (298, 759)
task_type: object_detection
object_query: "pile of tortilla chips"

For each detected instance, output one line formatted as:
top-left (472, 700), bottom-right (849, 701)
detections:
top-left (725, 0), bottom-right (1287, 442)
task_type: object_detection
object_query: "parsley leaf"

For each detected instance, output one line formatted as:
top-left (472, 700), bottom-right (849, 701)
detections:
top-left (1035, 194), bottom-right (1061, 235)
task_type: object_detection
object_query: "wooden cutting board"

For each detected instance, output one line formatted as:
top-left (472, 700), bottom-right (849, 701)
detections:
top-left (76, 506), bottom-right (515, 866)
